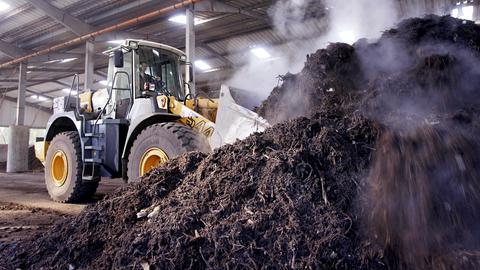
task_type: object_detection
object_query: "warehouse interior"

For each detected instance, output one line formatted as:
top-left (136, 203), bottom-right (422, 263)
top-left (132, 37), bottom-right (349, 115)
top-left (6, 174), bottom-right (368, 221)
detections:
top-left (0, 0), bottom-right (472, 128)
top-left (1, 0), bottom-right (480, 268)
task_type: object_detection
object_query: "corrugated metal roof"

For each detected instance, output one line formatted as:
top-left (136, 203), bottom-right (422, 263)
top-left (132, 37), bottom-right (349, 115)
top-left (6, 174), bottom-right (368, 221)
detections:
top-left (0, 0), bottom-right (455, 110)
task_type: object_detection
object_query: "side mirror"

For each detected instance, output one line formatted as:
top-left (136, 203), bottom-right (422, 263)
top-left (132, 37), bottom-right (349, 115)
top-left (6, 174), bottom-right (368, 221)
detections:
top-left (188, 65), bottom-right (194, 83)
top-left (114, 50), bottom-right (124, 68)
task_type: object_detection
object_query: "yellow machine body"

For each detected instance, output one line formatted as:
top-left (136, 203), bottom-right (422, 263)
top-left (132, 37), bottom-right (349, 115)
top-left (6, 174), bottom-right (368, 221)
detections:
top-left (157, 95), bottom-right (218, 138)
top-left (35, 141), bottom-right (49, 163)
top-left (79, 91), bottom-right (93, 113)
top-left (156, 85), bottom-right (270, 149)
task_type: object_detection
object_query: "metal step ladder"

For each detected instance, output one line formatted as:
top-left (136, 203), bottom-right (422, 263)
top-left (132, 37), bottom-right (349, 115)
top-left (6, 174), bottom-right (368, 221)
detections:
top-left (82, 125), bottom-right (104, 182)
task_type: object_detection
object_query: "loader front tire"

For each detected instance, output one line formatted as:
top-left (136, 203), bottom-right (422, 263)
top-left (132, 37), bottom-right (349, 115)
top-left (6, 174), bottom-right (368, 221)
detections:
top-left (127, 122), bottom-right (210, 182)
top-left (45, 131), bottom-right (95, 203)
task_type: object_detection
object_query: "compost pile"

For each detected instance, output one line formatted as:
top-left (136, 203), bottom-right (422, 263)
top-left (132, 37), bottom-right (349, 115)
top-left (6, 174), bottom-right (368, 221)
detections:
top-left (3, 15), bottom-right (480, 269)
top-left (365, 127), bottom-right (480, 270)
top-left (2, 109), bottom-right (381, 270)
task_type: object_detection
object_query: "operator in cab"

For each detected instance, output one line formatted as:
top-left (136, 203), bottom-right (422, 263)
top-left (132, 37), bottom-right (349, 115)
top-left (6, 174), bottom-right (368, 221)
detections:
top-left (139, 61), bottom-right (164, 92)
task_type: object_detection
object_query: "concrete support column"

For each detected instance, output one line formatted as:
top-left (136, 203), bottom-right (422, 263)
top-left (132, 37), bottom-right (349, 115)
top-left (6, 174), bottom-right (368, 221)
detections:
top-left (6, 125), bottom-right (29, 173)
top-left (8, 62), bottom-right (29, 173)
top-left (84, 40), bottom-right (95, 90)
top-left (186, 8), bottom-right (196, 96)
top-left (16, 62), bottom-right (26, 126)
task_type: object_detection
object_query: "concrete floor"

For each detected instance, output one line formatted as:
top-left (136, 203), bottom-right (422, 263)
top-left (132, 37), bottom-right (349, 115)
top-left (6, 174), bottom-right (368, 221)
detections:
top-left (0, 172), bottom-right (125, 215)
top-left (0, 172), bottom-right (125, 246)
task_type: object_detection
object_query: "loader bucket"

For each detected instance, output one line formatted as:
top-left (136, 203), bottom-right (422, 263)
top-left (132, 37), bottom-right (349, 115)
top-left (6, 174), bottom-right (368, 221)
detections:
top-left (209, 85), bottom-right (270, 149)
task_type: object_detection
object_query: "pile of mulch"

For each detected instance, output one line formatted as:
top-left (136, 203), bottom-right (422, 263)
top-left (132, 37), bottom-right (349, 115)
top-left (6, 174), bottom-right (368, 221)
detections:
top-left (256, 43), bottom-right (364, 124)
top-left (3, 15), bottom-right (480, 269)
top-left (363, 126), bottom-right (480, 270)
top-left (1, 106), bottom-right (382, 269)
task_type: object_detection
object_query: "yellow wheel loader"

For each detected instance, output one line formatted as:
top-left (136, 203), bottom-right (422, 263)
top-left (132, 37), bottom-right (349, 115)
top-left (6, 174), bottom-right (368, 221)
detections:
top-left (35, 39), bottom-right (269, 203)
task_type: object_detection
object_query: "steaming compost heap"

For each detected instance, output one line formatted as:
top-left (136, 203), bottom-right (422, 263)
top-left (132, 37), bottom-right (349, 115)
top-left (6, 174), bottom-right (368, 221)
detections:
top-left (2, 15), bottom-right (480, 269)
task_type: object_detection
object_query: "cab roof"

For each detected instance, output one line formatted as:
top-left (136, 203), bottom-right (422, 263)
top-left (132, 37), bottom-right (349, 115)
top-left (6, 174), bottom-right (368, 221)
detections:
top-left (103, 39), bottom-right (185, 57)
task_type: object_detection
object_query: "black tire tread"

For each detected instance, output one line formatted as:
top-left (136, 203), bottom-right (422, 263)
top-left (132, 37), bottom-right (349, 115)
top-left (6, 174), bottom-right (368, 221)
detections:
top-left (159, 122), bottom-right (211, 152)
top-left (127, 122), bottom-right (210, 182)
top-left (48, 131), bottom-right (97, 203)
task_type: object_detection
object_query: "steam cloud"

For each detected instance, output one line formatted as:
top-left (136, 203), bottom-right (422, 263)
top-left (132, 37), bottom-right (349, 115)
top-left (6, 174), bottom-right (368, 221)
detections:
top-left (226, 0), bottom-right (400, 97)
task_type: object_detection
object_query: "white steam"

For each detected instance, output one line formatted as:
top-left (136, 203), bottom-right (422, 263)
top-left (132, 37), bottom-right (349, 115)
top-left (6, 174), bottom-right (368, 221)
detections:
top-left (226, 0), bottom-right (399, 96)
top-left (322, 0), bottom-right (398, 42)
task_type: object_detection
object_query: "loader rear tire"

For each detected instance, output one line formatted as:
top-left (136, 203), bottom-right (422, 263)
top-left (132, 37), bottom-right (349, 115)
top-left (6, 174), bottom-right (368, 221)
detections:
top-left (45, 131), bottom-right (97, 203)
top-left (127, 122), bottom-right (210, 182)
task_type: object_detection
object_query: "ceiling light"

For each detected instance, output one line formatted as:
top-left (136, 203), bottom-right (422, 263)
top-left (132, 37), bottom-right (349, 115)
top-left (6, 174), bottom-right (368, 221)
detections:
top-left (451, 6), bottom-right (474, 20)
top-left (451, 8), bottom-right (459, 18)
top-left (168, 14), bottom-right (205, 25)
top-left (30, 95), bottom-right (47, 101)
top-left (461, 6), bottom-right (474, 20)
top-left (61, 58), bottom-right (77, 63)
top-left (339, 31), bottom-right (356, 44)
top-left (194, 60), bottom-right (212, 71)
top-left (99, 80), bottom-right (108, 86)
top-left (203, 68), bottom-right (221, 73)
top-left (108, 40), bottom-right (125, 45)
top-left (62, 88), bottom-right (77, 95)
top-left (0, 1), bottom-right (10, 12)
top-left (250, 47), bottom-right (271, 59)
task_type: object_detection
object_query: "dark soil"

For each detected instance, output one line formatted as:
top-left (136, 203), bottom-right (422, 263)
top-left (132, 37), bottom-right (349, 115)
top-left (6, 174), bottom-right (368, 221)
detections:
top-left (364, 126), bottom-right (480, 270)
top-left (0, 202), bottom-right (67, 252)
top-left (1, 108), bottom-right (382, 269)
top-left (256, 43), bottom-right (364, 124)
top-left (3, 15), bottom-right (480, 270)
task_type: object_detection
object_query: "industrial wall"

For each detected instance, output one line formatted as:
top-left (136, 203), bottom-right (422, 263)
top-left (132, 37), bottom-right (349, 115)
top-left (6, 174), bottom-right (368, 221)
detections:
top-left (0, 99), bottom-right (51, 128)
top-left (0, 128), bottom-right (45, 146)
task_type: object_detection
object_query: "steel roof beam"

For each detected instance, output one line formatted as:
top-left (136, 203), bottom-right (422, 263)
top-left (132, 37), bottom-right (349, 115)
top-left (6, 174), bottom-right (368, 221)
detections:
top-left (195, 0), bottom-right (270, 24)
top-left (0, 39), bottom-right (27, 58)
top-left (0, 79), bottom-right (72, 91)
top-left (0, 94), bottom-right (52, 113)
top-left (0, 38), bottom-right (84, 62)
top-left (27, 0), bottom-right (93, 36)
top-left (27, 0), bottom-right (147, 43)
top-left (0, 79), bottom-right (64, 83)
top-left (0, 65), bottom-right (108, 94)
top-left (25, 89), bottom-right (55, 99)
top-left (198, 43), bottom-right (235, 67)
top-left (27, 67), bottom-right (85, 73)
top-left (40, 78), bottom-right (106, 95)
top-left (0, 0), bottom-right (204, 69)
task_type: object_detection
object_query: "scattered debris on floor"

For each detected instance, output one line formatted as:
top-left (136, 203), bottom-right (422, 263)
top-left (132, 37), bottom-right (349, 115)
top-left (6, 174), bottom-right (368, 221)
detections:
top-left (0, 203), bottom-right (67, 250)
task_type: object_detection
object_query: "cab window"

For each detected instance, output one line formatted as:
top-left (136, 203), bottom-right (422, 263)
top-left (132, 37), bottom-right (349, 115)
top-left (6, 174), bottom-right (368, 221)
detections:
top-left (135, 46), bottom-right (184, 100)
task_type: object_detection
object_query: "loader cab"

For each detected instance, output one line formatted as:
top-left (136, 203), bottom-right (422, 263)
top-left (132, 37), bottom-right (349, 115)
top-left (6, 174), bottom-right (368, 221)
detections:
top-left (104, 40), bottom-right (186, 120)
top-left (135, 46), bottom-right (185, 100)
